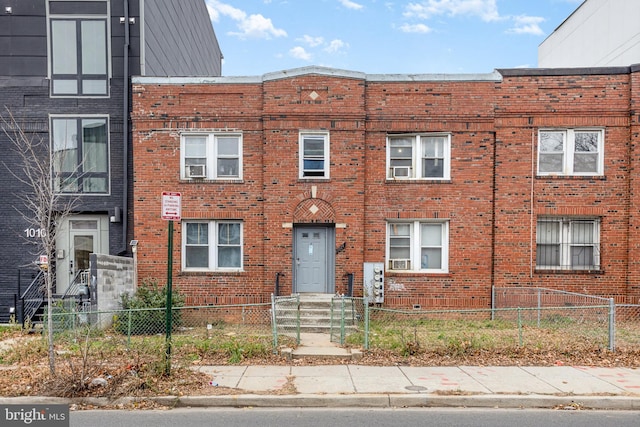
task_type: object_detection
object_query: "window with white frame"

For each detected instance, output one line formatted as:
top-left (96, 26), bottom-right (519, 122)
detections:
top-left (181, 133), bottom-right (242, 180)
top-left (387, 134), bottom-right (451, 180)
top-left (183, 220), bottom-right (243, 271)
top-left (49, 1), bottom-right (109, 96)
top-left (299, 132), bottom-right (329, 178)
top-left (51, 116), bottom-right (109, 194)
top-left (538, 129), bottom-right (604, 176)
top-left (536, 217), bottom-right (600, 270)
top-left (387, 221), bottom-right (449, 272)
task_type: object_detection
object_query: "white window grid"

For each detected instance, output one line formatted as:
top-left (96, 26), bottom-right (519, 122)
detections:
top-left (387, 134), bottom-right (451, 180)
top-left (180, 133), bottom-right (242, 180)
top-left (182, 220), bottom-right (243, 272)
top-left (299, 131), bottom-right (330, 179)
top-left (537, 129), bottom-right (604, 176)
top-left (387, 220), bottom-right (449, 272)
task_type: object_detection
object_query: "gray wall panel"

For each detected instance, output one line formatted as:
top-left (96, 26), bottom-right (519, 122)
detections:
top-left (143, 0), bottom-right (221, 76)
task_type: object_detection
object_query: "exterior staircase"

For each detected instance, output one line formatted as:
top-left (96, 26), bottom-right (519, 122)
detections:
top-left (274, 293), bottom-right (359, 334)
top-left (273, 293), bottom-right (363, 361)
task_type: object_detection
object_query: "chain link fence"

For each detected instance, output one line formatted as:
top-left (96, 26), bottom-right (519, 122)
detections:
top-left (613, 304), bottom-right (640, 350)
top-left (356, 305), bottom-right (613, 355)
top-left (329, 296), bottom-right (366, 345)
top-left (46, 303), bottom-right (275, 370)
top-left (43, 290), bottom-right (640, 365)
top-left (271, 294), bottom-right (300, 348)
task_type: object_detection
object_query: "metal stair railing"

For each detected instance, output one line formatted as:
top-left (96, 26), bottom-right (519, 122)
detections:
top-left (60, 270), bottom-right (90, 301)
top-left (20, 270), bottom-right (45, 327)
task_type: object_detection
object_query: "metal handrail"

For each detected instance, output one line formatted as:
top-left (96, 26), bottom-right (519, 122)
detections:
top-left (20, 270), bottom-right (45, 326)
top-left (60, 269), bottom-right (90, 300)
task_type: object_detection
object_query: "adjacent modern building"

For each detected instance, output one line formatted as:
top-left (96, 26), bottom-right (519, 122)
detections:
top-left (130, 64), bottom-right (640, 309)
top-left (0, 0), bottom-right (221, 322)
top-left (539, 0), bottom-right (640, 68)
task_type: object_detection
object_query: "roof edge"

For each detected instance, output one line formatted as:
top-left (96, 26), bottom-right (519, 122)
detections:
top-left (133, 66), bottom-right (503, 84)
top-left (498, 66), bottom-right (631, 77)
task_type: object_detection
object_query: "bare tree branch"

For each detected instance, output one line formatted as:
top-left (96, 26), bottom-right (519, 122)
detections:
top-left (1, 108), bottom-right (83, 375)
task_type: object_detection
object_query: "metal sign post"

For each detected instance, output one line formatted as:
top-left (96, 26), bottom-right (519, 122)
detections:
top-left (161, 192), bottom-right (181, 375)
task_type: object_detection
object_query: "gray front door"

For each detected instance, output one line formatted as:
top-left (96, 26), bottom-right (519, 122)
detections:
top-left (294, 227), bottom-right (334, 293)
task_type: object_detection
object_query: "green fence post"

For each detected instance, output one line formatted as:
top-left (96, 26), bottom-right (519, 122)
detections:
top-left (295, 294), bottom-right (300, 345)
top-left (330, 296), bottom-right (335, 342)
top-left (517, 307), bottom-right (523, 346)
top-left (271, 294), bottom-right (278, 353)
top-left (127, 309), bottom-right (132, 348)
top-left (537, 289), bottom-right (541, 327)
top-left (340, 297), bottom-right (345, 345)
top-left (364, 297), bottom-right (369, 350)
top-left (609, 298), bottom-right (615, 352)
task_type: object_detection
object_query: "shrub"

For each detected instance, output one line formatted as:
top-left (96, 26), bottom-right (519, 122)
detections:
top-left (114, 280), bottom-right (185, 335)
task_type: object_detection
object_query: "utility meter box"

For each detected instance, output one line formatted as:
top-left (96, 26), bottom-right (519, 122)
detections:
top-left (363, 262), bottom-right (384, 304)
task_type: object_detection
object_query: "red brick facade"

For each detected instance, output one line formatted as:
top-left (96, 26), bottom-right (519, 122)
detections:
top-left (131, 65), bottom-right (640, 308)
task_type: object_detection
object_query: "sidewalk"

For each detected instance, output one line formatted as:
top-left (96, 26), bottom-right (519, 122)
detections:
top-left (172, 364), bottom-right (640, 410)
top-left (1, 364), bottom-right (639, 410)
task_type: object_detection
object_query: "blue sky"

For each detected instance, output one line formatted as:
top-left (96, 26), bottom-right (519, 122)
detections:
top-left (205, 0), bottom-right (585, 76)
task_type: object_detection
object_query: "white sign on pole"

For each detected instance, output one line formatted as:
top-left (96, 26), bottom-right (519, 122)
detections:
top-left (161, 192), bottom-right (181, 220)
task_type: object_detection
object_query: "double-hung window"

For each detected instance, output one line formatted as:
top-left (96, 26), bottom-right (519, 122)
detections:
top-left (51, 116), bottom-right (109, 194)
top-left (181, 133), bottom-right (242, 180)
top-left (183, 220), bottom-right (243, 271)
top-left (387, 221), bottom-right (449, 272)
top-left (300, 132), bottom-right (329, 179)
top-left (387, 134), bottom-right (451, 180)
top-left (538, 129), bottom-right (604, 176)
top-left (49, 1), bottom-right (109, 96)
top-left (536, 217), bottom-right (600, 270)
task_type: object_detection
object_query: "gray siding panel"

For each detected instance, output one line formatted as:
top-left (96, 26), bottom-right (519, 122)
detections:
top-left (0, 57), bottom-right (47, 76)
top-left (143, 0), bottom-right (222, 76)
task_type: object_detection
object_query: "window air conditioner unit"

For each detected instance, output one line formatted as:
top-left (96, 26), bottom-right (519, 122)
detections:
top-left (392, 166), bottom-right (411, 179)
top-left (186, 164), bottom-right (206, 178)
top-left (390, 259), bottom-right (411, 270)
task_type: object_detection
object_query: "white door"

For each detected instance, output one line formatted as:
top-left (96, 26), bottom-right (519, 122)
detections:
top-left (55, 215), bottom-right (108, 294)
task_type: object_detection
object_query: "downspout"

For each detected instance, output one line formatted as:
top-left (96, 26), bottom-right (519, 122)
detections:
top-left (530, 127), bottom-right (535, 281)
top-left (121, 0), bottom-right (130, 255)
top-left (490, 130), bottom-right (497, 309)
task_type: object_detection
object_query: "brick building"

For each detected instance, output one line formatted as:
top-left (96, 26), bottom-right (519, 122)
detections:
top-left (131, 64), bottom-right (640, 309)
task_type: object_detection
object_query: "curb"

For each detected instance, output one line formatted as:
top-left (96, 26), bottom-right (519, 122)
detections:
top-left (2, 394), bottom-right (640, 410)
top-left (163, 394), bottom-right (640, 410)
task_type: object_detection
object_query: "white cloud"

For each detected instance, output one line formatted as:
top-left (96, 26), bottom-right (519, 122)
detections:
top-left (206, 0), bottom-right (287, 39)
top-left (289, 46), bottom-right (313, 61)
top-left (324, 39), bottom-right (348, 53)
top-left (338, 0), bottom-right (364, 10)
top-left (399, 23), bottom-right (432, 33)
top-left (404, 0), bottom-right (500, 22)
top-left (507, 15), bottom-right (545, 36)
top-left (298, 35), bottom-right (325, 47)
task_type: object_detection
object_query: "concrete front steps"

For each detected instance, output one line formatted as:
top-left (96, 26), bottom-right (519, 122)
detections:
top-left (274, 293), bottom-right (359, 334)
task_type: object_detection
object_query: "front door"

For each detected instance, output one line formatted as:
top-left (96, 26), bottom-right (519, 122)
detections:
top-left (55, 215), bottom-right (108, 294)
top-left (294, 226), bottom-right (335, 293)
